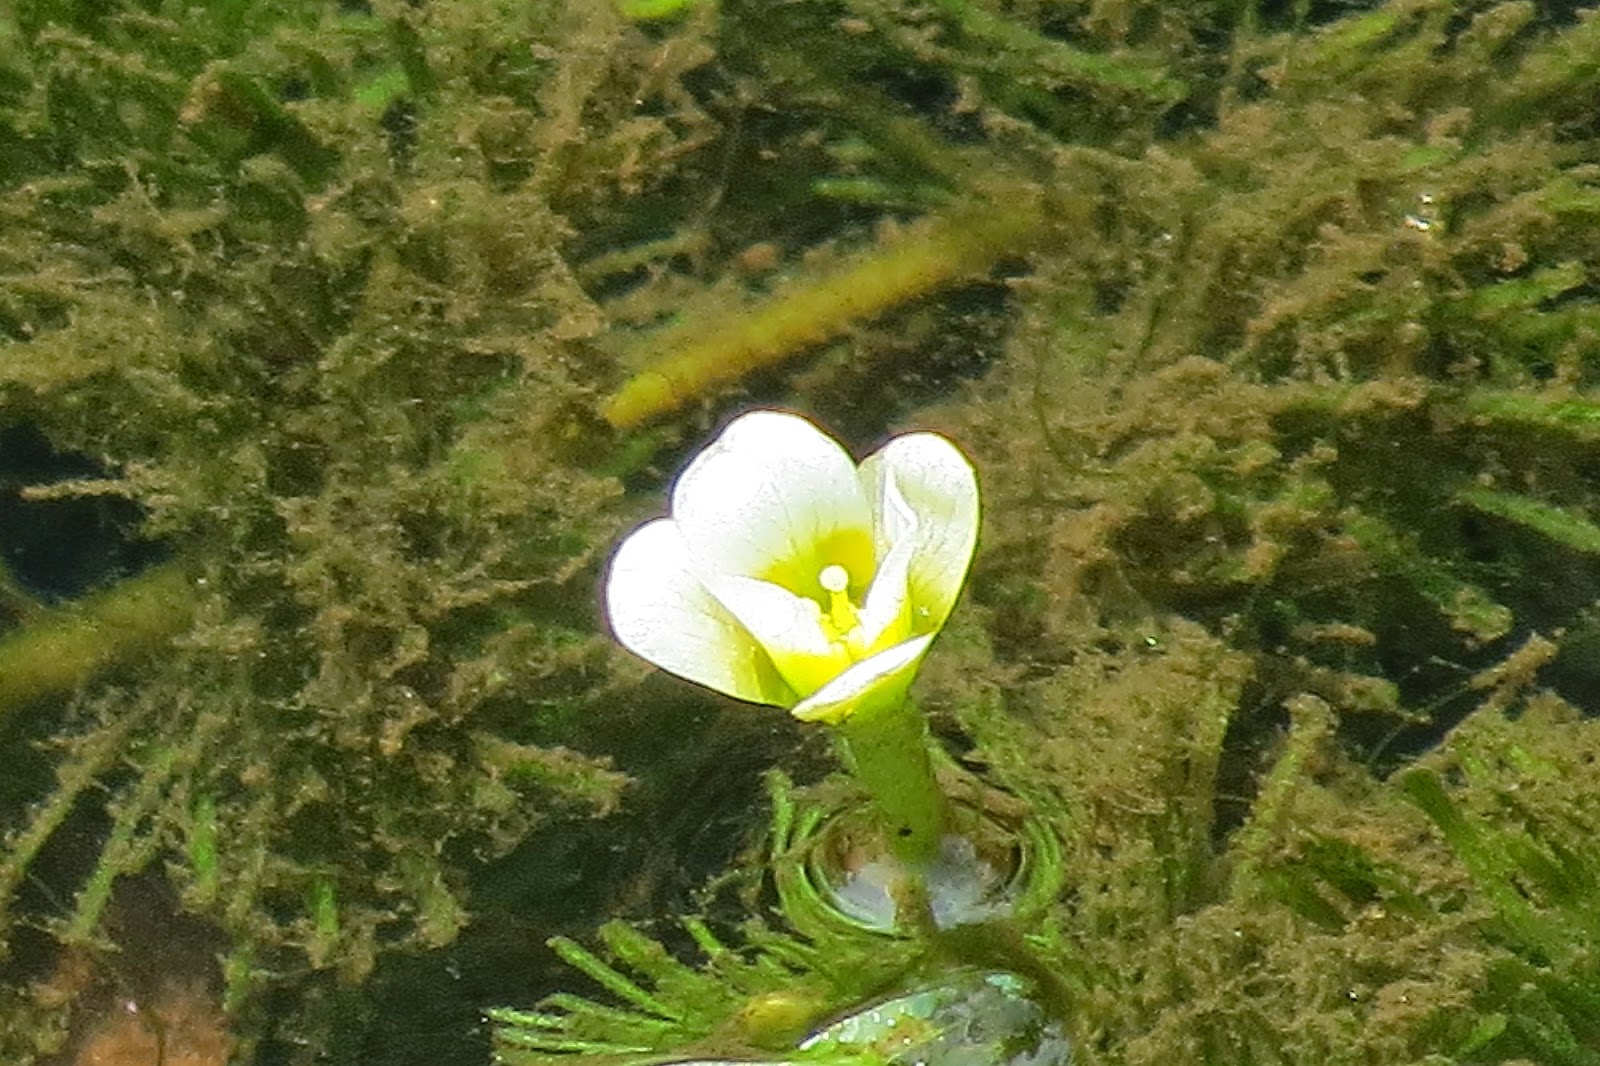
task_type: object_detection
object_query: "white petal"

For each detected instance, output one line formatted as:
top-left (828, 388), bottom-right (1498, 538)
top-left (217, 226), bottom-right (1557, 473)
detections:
top-left (605, 519), bottom-right (796, 706)
top-left (704, 574), bottom-right (850, 697)
top-left (867, 461), bottom-right (919, 555)
top-left (859, 433), bottom-right (979, 635)
top-left (853, 522), bottom-right (916, 654)
top-left (673, 410), bottom-right (874, 595)
top-left (789, 635), bottom-right (935, 725)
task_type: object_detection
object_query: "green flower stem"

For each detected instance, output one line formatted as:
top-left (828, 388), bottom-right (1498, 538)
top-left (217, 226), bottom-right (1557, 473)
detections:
top-left (832, 697), bottom-right (950, 868)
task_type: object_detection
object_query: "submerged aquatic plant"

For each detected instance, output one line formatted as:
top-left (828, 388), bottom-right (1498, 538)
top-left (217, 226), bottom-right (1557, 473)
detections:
top-left (509, 1), bottom-right (1600, 1061)
top-left (0, 1), bottom-right (674, 1058)
top-left (493, 769), bottom-right (1071, 1066)
top-left (493, 920), bottom-right (1069, 1066)
top-left (1400, 681), bottom-right (1600, 1064)
top-left (8, 0), bottom-right (1600, 1063)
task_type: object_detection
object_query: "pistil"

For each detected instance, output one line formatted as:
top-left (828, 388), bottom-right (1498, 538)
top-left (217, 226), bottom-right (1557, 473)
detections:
top-left (818, 564), bottom-right (861, 641)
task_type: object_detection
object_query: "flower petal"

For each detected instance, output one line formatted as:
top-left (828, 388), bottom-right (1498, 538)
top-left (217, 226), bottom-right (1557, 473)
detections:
top-left (790, 634), bottom-right (935, 725)
top-left (673, 410), bottom-right (875, 596)
top-left (704, 574), bottom-right (850, 697)
top-left (853, 520), bottom-right (917, 655)
top-left (606, 518), bottom-right (796, 706)
top-left (859, 433), bottom-right (979, 635)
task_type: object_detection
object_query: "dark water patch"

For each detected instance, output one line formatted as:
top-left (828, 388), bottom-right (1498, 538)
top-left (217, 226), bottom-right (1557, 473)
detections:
top-left (0, 425), bottom-right (165, 601)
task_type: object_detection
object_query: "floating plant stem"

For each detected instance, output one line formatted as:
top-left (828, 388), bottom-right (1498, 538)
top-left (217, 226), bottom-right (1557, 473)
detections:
top-left (0, 561), bottom-right (194, 719)
top-left (0, 699), bottom-right (149, 930)
top-left (601, 200), bottom-right (1041, 430)
top-left (63, 740), bottom-right (183, 944)
top-left (1458, 389), bottom-right (1600, 442)
top-left (920, 0), bottom-right (1185, 103)
top-left (1456, 487), bottom-right (1600, 556)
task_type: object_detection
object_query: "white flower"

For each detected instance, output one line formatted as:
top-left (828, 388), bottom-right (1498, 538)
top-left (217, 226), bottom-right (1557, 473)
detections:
top-left (605, 410), bottom-right (980, 724)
